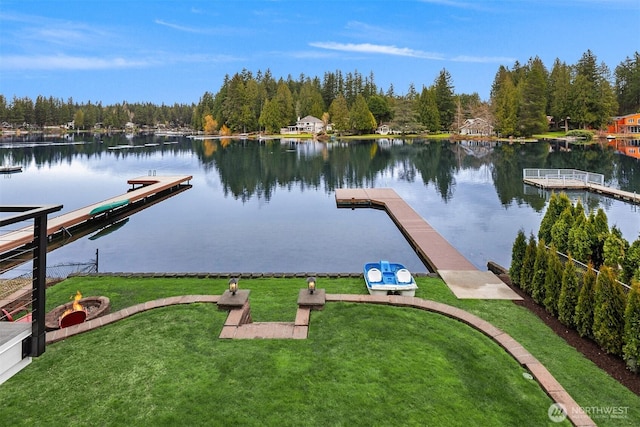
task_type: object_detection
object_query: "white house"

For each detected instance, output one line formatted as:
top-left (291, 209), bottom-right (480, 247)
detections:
top-left (460, 118), bottom-right (493, 136)
top-left (281, 115), bottom-right (325, 134)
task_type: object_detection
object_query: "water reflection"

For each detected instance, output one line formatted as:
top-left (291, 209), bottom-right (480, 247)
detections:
top-left (1, 134), bottom-right (638, 273)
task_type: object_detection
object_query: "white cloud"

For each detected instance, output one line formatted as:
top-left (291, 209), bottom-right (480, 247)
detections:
top-left (309, 42), bottom-right (444, 60)
top-left (0, 52), bottom-right (244, 71)
top-left (0, 55), bottom-right (150, 70)
top-left (310, 41), bottom-right (514, 63)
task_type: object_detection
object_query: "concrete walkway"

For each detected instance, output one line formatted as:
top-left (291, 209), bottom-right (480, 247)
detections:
top-left (45, 292), bottom-right (594, 426)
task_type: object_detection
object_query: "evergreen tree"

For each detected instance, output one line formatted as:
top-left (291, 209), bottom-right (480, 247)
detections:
top-left (550, 207), bottom-right (574, 254)
top-left (490, 66), bottom-right (518, 137)
top-left (544, 245), bottom-right (563, 315)
top-left (367, 95), bottom-right (392, 125)
top-left (328, 94), bottom-right (350, 133)
top-left (509, 229), bottom-right (527, 287)
top-left (258, 99), bottom-right (282, 133)
top-left (434, 69), bottom-right (455, 131)
top-left (417, 86), bottom-right (441, 132)
top-left (621, 236), bottom-right (640, 285)
top-left (615, 52), bottom-right (640, 115)
top-left (575, 263), bottom-right (597, 338)
top-left (623, 280), bottom-right (640, 373)
top-left (558, 256), bottom-right (580, 328)
top-left (517, 57), bottom-right (548, 136)
top-left (538, 192), bottom-right (571, 244)
top-left (520, 233), bottom-right (537, 294)
top-left (571, 50), bottom-right (618, 129)
top-left (349, 94), bottom-right (376, 134)
top-left (567, 202), bottom-right (591, 262)
top-left (593, 265), bottom-right (627, 356)
top-left (589, 208), bottom-right (609, 268)
top-left (274, 79), bottom-right (295, 127)
top-left (603, 225), bottom-right (628, 271)
top-left (548, 58), bottom-right (573, 131)
top-left (531, 239), bottom-right (548, 304)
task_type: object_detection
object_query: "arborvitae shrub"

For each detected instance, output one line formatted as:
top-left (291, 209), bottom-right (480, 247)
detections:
top-left (543, 246), bottom-right (563, 315)
top-left (621, 237), bottom-right (640, 284)
top-left (623, 280), bottom-right (640, 373)
top-left (531, 239), bottom-right (548, 305)
top-left (575, 264), bottom-right (597, 339)
top-left (593, 266), bottom-right (627, 356)
top-left (558, 257), bottom-right (580, 328)
top-left (539, 192), bottom-right (571, 244)
top-left (509, 229), bottom-right (527, 287)
top-left (603, 225), bottom-right (629, 270)
top-left (550, 208), bottom-right (574, 254)
top-left (520, 233), bottom-right (537, 295)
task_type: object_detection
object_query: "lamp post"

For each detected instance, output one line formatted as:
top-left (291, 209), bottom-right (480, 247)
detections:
top-left (307, 276), bottom-right (316, 295)
top-left (228, 278), bottom-right (238, 296)
top-left (564, 116), bottom-right (570, 133)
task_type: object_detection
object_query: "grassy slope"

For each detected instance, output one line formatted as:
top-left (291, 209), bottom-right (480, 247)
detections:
top-left (0, 276), bottom-right (637, 425)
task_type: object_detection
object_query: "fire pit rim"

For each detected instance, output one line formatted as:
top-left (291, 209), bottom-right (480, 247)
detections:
top-left (45, 296), bottom-right (111, 330)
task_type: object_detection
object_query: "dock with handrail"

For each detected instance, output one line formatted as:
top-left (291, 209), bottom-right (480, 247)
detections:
top-left (335, 188), bottom-right (521, 300)
top-left (0, 175), bottom-right (192, 255)
top-left (523, 168), bottom-right (640, 204)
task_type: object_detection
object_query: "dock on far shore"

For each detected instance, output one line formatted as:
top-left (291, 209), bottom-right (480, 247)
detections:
top-left (522, 168), bottom-right (640, 205)
top-left (0, 175), bottom-right (192, 255)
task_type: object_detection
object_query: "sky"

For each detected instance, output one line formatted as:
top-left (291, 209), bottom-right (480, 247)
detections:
top-left (1, 0), bottom-right (639, 106)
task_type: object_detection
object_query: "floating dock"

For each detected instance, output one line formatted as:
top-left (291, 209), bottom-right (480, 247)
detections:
top-left (523, 168), bottom-right (640, 205)
top-left (0, 175), bottom-right (192, 255)
top-left (335, 188), bottom-right (521, 300)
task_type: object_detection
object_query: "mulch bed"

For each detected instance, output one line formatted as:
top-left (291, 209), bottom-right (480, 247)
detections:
top-left (497, 273), bottom-right (640, 396)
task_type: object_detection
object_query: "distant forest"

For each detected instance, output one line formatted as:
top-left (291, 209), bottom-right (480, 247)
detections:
top-left (1, 50), bottom-right (638, 138)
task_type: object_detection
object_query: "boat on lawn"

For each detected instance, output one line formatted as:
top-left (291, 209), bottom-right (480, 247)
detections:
top-left (363, 260), bottom-right (418, 296)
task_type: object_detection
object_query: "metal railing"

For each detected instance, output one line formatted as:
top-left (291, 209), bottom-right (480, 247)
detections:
top-left (523, 168), bottom-right (605, 186)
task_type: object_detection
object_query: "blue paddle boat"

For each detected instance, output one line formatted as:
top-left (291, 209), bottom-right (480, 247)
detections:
top-left (363, 260), bottom-right (418, 296)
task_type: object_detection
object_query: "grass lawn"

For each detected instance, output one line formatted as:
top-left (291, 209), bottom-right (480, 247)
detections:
top-left (1, 275), bottom-right (638, 425)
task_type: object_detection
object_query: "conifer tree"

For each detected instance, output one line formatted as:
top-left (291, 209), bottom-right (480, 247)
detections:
top-left (509, 229), bottom-right (527, 287)
top-left (593, 265), bottom-right (627, 356)
top-left (544, 245), bottom-right (563, 315)
top-left (603, 225), bottom-right (629, 271)
top-left (531, 239), bottom-right (548, 304)
top-left (550, 207), bottom-right (574, 254)
top-left (621, 237), bottom-right (640, 285)
top-left (576, 263), bottom-right (597, 338)
top-left (623, 280), bottom-right (640, 373)
top-left (539, 192), bottom-right (571, 244)
top-left (558, 256), bottom-right (580, 328)
top-left (589, 208), bottom-right (609, 268)
top-left (520, 233), bottom-right (537, 294)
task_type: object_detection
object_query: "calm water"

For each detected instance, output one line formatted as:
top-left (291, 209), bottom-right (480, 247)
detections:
top-left (1, 134), bottom-right (639, 276)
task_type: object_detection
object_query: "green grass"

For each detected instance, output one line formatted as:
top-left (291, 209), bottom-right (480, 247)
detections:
top-left (2, 276), bottom-right (638, 425)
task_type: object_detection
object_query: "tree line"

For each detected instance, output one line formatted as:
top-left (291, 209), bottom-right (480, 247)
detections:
top-left (509, 192), bottom-right (640, 373)
top-left (0, 96), bottom-right (194, 130)
top-left (1, 50), bottom-right (638, 137)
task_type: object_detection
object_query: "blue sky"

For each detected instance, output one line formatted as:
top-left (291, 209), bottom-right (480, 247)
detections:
top-left (1, 0), bottom-right (638, 105)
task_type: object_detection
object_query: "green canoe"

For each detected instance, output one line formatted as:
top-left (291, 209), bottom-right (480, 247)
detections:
top-left (89, 199), bottom-right (130, 216)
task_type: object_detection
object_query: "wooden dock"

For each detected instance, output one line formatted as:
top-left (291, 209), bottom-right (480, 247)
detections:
top-left (0, 175), bottom-right (192, 255)
top-left (335, 188), bottom-right (521, 299)
top-left (523, 168), bottom-right (640, 204)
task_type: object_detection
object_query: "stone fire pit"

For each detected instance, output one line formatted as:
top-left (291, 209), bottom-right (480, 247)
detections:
top-left (45, 296), bottom-right (111, 331)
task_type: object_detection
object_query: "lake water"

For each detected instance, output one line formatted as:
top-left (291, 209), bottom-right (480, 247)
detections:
top-left (1, 134), bottom-right (639, 276)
